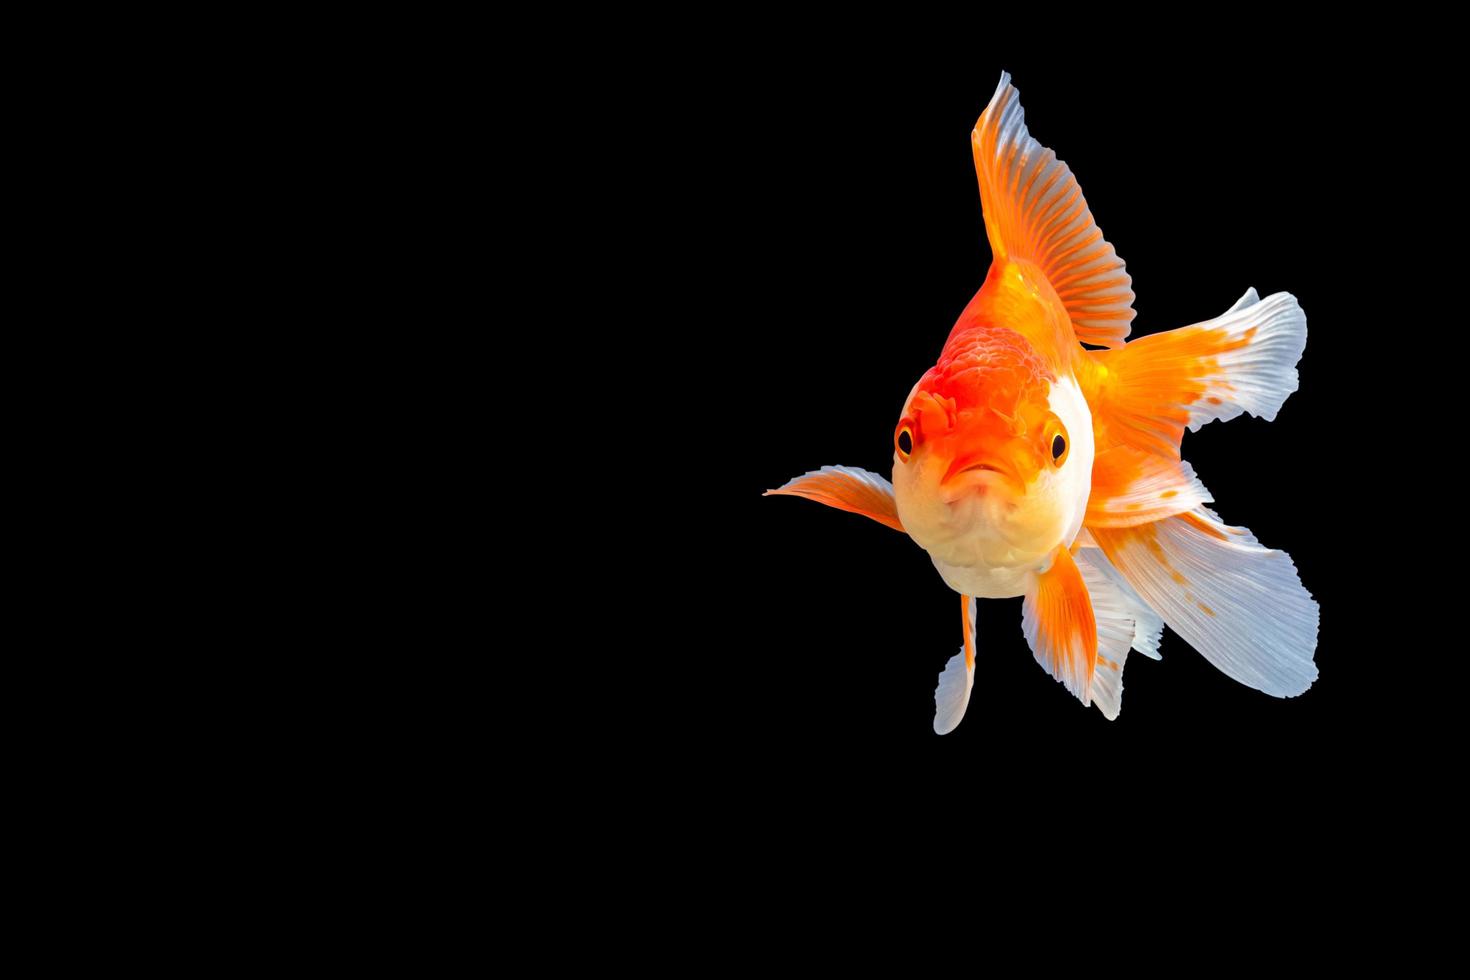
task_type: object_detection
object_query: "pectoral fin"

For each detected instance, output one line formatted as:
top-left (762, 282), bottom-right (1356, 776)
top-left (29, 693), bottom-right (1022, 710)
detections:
top-left (764, 465), bottom-right (904, 532)
top-left (1021, 546), bottom-right (1097, 704)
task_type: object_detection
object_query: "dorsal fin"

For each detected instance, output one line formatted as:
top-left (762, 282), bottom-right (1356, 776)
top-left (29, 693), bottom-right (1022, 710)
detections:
top-left (972, 71), bottom-right (1136, 349)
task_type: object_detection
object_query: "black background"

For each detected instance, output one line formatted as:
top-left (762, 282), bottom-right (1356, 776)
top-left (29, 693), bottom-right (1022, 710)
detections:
top-left (658, 40), bottom-right (1445, 790)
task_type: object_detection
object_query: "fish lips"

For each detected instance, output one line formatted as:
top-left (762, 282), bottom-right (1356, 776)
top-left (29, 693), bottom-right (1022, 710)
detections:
top-left (939, 452), bottom-right (1025, 499)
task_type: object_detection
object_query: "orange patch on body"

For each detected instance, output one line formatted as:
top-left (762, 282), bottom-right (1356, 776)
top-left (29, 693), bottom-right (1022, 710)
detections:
top-left (909, 323), bottom-right (1057, 492)
top-left (953, 260), bottom-right (1079, 373)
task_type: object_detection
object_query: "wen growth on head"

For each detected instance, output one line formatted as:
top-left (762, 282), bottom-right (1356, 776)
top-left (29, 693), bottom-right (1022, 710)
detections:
top-left (766, 71), bottom-right (1317, 733)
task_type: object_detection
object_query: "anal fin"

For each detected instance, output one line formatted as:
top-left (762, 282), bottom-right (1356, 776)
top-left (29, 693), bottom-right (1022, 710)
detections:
top-left (934, 595), bottom-right (978, 735)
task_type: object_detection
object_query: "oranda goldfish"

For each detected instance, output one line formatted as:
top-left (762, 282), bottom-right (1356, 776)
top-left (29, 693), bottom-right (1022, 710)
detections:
top-left (766, 71), bottom-right (1318, 732)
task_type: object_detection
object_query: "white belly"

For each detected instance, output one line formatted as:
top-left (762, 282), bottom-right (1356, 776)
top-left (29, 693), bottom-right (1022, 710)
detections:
top-left (930, 553), bottom-right (1040, 598)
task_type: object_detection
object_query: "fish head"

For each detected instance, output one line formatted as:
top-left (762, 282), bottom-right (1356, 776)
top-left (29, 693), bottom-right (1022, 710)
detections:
top-left (891, 327), bottom-right (1094, 574)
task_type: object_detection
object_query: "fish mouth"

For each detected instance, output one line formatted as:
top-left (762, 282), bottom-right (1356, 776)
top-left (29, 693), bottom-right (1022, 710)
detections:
top-left (942, 455), bottom-right (1014, 484)
top-left (940, 453), bottom-right (1024, 497)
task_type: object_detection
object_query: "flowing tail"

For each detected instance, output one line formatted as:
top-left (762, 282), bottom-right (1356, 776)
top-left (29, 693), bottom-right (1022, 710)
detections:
top-left (1086, 288), bottom-right (1307, 459)
top-left (1082, 288), bottom-right (1318, 699)
top-left (966, 70), bottom-right (1317, 714)
top-left (1089, 509), bottom-right (1318, 697)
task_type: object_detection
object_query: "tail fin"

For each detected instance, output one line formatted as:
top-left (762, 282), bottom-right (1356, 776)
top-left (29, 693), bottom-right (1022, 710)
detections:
top-left (1075, 548), bottom-right (1166, 720)
top-left (1090, 508), bottom-right (1318, 698)
top-left (1089, 288), bottom-right (1307, 458)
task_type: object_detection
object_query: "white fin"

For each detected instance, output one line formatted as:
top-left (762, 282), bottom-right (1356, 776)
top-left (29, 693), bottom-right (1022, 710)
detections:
top-left (1092, 510), bottom-right (1318, 697)
top-left (934, 595), bottom-right (977, 734)
top-left (1073, 549), bottom-right (1167, 719)
top-left (1222, 286), bottom-right (1260, 315)
top-left (1089, 288), bottom-right (1307, 457)
top-left (1073, 551), bottom-right (1133, 720)
top-left (1085, 547), bottom-right (1164, 661)
top-left (1185, 290), bottom-right (1307, 432)
top-left (1130, 605), bottom-right (1164, 661)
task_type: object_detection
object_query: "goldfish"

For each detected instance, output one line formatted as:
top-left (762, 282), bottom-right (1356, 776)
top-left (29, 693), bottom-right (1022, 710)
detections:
top-left (765, 71), bottom-right (1318, 732)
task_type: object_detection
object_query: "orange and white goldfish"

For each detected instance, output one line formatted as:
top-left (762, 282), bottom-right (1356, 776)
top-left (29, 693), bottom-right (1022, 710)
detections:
top-left (766, 71), bottom-right (1318, 732)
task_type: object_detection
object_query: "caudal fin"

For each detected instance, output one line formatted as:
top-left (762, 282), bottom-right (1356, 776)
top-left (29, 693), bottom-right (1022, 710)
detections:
top-left (1089, 288), bottom-right (1307, 458)
top-left (1090, 508), bottom-right (1319, 698)
top-left (1074, 549), bottom-right (1165, 720)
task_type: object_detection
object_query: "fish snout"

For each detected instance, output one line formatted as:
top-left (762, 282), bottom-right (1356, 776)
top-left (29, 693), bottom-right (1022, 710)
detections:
top-left (940, 449), bottom-right (1023, 495)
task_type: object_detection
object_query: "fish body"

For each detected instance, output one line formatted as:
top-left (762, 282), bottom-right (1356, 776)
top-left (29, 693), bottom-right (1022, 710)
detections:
top-left (766, 72), bottom-right (1318, 732)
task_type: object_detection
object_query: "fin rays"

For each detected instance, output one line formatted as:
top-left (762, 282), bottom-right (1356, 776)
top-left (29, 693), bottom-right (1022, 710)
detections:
top-left (973, 71), bottom-right (1136, 348)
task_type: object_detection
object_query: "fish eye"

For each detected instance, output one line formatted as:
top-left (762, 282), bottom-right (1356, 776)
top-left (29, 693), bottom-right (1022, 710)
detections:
top-left (1046, 419), bottom-right (1069, 467)
top-left (895, 423), bottom-right (914, 462)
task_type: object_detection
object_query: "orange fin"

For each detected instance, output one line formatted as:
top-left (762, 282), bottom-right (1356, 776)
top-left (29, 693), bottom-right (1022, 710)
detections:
top-left (764, 465), bottom-right (904, 532)
top-left (971, 71), bottom-right (1135, 349)
top-left (1086, 289), bottom-right (1307, 458)
top-left (1086, 445), bottom-right (1212, 528)
top-left (1021, 546), bottom-right (1097, 703)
